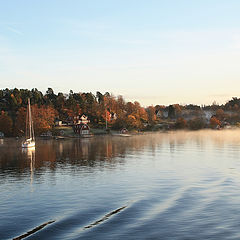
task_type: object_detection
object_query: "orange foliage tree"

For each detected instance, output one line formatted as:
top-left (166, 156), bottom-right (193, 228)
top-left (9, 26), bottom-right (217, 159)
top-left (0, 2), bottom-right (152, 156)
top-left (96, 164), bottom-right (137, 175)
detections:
top-left (15, 105), bottom-right (56, 136)
top-left (126, 115), bottom-right (139, 129)
top-left (210, 116), bottom-right (221, 128)
top-left (32, 105), bottom-right (56, 135)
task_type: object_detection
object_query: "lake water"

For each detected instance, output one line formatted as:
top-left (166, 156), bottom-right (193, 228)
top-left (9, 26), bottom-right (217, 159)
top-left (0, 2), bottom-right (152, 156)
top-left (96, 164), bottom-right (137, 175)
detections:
top-left (1, 130), bottom-right (240, 240)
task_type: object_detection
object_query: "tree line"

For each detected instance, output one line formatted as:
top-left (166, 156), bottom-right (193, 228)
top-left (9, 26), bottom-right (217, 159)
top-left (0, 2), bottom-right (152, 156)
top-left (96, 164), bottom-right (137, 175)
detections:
top-left (1, 88), bottom-right (240, 136)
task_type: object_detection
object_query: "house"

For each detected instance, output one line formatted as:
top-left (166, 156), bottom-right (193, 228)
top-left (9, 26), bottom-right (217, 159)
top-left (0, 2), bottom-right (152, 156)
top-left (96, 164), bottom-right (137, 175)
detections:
top-left (110, 112), bottom-right (117, 121)
top-left (73, 114), bottom-right (91, 136)
top-left (156, 110), bottom-right (162, 118)
top-left (73, 114), bottom-right (90, 125)
top-left (156, 109), bottom-right (168, 118)
top-left (74, 123), bottom-right (91, 136)
top-left (79, 114), bottom-right (90, 124)
top-left (55, 120), bottom-right (62, 126)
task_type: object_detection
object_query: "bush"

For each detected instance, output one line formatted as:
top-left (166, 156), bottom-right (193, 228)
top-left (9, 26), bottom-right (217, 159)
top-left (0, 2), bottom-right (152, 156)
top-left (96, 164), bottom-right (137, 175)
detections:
top-left (188, 117), bottom-right (205, 130)
top-left (175, 117), bottom-right (187, 129)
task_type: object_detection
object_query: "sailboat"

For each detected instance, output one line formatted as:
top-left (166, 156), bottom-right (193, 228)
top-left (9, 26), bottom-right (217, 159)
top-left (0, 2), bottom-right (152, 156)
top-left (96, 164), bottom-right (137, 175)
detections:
top-left (22, 98), bottom-right (35, 148)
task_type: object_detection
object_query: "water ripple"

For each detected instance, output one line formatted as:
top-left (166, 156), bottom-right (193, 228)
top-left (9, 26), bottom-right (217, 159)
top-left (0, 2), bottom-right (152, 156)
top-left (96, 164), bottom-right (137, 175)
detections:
top-left (13, 220), bottom-right (55, 240)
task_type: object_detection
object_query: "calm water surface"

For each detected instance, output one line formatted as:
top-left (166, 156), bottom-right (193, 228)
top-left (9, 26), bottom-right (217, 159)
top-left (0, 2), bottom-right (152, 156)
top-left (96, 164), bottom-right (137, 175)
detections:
top-left (1, 130), bottom-right (240, 239)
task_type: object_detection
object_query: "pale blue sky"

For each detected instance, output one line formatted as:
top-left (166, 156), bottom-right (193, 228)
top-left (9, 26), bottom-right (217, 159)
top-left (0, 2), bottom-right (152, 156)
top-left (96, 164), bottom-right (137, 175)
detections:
top-left (1, 0), bottom-right (240, 106)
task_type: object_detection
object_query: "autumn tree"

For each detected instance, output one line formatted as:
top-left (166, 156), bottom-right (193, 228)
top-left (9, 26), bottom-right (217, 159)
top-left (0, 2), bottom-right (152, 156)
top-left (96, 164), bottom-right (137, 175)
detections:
top-left (210, 116), bottom-right (221, 129)
top-left (126, 115), bottom-right (139, 129)
top-left (32, 105), bottom-right (56, 135)
top-left (175, 117), bottom-right (187, 129)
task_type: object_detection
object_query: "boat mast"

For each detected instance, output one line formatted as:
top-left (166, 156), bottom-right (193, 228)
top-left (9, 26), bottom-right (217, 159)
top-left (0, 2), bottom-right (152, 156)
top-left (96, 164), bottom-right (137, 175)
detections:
top-left (25, 103), bottom-right (29, 139)
top-left (29, 99), bottom-right (32, 139)
top-left (27, 98), bottom-right (34, 140)
top-left (31, 105), bottom-right (35, 141)
top-left (26, 98), bottom-right (34, 140)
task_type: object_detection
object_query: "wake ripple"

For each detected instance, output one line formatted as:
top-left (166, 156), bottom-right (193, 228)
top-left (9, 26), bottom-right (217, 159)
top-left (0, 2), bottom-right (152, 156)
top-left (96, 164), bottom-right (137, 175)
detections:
top-left (84, 206), bottom-right (127, 229)
top-left (13, 220), bottom-right (55, 240)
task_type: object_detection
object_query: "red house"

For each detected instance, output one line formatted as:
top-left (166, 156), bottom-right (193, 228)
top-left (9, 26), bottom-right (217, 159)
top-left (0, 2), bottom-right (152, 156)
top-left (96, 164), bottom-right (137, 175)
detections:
top-left (74, 123), bottom-right (90, 135)
top-left (73, 114), bottom-right (91, 136)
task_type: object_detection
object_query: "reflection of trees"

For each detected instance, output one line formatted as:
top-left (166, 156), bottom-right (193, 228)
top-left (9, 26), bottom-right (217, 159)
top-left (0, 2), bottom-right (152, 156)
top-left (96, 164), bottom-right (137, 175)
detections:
top-left (0, 136), bottom-right (158, 178)
top-left (2, 130), bottom-right (240, 179)
top-left (53, 136), bottom-right (152, 167)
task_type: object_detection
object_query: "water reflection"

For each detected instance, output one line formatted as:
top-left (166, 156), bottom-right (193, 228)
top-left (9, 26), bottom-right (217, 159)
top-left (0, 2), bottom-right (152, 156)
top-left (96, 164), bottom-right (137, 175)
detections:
top-left (22, 148), bottom-right (35, 189)
top-left (2, 130), bottom-right (240, 240)
top-left (1, 130), bottom-right (240, 178)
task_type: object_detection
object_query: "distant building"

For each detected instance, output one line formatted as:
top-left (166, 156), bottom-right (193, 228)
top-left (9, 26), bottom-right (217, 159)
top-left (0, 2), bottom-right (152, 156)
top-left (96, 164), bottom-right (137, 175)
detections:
top-left (79, 114), bottom-right (90, 124)
top-left (156, 110), bottom-right (162, 118)
top-left (74, 123), bottom-right (90, 136)
top-left (55, 120), bottom-right (62, 126)
top-left (73, 114), bottom-right (90, 125)
top-left (110, 112), bottom-right (117, 121)
top-left (156, 109), bottom-right (168, 118)
top-left (74, 114), bottom-right (91, 136)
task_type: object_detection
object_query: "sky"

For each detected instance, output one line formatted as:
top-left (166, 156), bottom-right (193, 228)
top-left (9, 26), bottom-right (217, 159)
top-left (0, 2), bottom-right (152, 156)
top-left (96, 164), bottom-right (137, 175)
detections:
top-left (1, 0), bottom-right (240, 106)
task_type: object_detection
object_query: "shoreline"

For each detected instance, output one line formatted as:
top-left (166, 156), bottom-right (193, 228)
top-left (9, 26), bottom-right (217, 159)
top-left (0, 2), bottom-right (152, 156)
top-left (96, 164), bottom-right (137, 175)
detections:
top-left (2, 127), bottom-right (239, 140)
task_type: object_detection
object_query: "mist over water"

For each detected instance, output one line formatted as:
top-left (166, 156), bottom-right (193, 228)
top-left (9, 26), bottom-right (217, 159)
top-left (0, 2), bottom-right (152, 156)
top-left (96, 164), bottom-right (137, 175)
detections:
top-left (1, 130), bottom-right (240, 239)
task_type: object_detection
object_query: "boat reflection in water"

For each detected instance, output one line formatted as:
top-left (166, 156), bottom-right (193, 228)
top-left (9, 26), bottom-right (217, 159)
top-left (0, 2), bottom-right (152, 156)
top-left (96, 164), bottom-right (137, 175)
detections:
top-left (22, 147), bottom-right (35, 189)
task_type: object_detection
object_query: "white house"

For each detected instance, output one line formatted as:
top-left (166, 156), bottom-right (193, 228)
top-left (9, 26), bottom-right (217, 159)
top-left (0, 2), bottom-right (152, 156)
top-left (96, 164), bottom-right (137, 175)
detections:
top-left (79, 114), bottom-right (90, 125)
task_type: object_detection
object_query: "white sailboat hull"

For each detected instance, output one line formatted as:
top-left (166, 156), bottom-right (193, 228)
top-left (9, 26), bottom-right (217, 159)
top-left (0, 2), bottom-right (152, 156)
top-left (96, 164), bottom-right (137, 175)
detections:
top-left (22, 139), bottom-right (35, 148)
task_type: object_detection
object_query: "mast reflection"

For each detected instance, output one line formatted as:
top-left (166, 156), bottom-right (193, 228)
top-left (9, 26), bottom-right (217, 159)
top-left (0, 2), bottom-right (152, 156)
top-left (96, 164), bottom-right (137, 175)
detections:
top-left (22, 147), bottom-right (35, 189)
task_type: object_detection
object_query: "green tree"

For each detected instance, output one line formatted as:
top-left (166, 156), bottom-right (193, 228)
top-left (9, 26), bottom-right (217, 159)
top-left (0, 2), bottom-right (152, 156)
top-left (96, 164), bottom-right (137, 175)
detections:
top-left (188, 118), bottom-right (205, 130)
top-left (0, 111), bottom-right (13, 136)
top-left (168, 105), bottom-right (176, 119)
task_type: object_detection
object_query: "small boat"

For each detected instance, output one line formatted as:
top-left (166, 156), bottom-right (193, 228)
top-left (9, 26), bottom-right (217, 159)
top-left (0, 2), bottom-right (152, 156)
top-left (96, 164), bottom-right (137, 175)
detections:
top-left (22, 99), bottom-right (35, 148)
top-left (112, 133), bottom-right (131, 137)
top-left (119, 134), bottom-right (131, 137)
top-left (54, 136), bottom-right (66, 140)
top-left (117, 128), bottom-right (131, 137)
